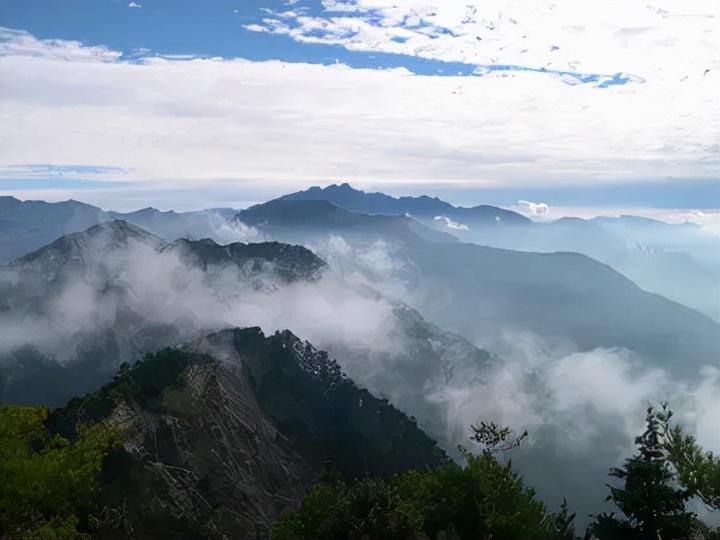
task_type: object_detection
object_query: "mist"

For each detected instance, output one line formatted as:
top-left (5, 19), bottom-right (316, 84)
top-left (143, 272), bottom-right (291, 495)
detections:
top-left (0, 238), bottom-right (400, 365)
top-left (1, 221), bottom-right (717, 527)
top-left (245, 229), bottom-right (720, 524)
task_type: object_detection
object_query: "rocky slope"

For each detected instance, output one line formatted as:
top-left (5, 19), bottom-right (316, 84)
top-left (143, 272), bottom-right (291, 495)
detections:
top-left (49, 327), bottom-right (447, 539)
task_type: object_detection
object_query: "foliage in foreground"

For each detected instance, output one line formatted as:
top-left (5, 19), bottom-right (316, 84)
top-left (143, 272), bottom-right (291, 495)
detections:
top-left (275, 409), bottom-right (720, 540)
top-left (272, 423), bottom-right (574, 540)
top-left (590, 404), bottom-right (720, 540)
top-left (0, 405), bottom-right (117, 539)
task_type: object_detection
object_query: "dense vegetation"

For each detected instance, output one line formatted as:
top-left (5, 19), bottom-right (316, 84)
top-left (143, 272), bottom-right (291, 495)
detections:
top-left (0, 406), bottom-right (117, 538)
top-left (272, 422), bottom-right (574, 540)
top-left (589, 405), bottom-right (720, 540)
top-left (50, 348), bottom-right (196, 437)
top-left (0, 349), bottom-right (199, 539)
top-left (242, 328), bottom-right (448, 477)
top-left (2, 343), bottom-right (719, 540)
top-left (275, 411), bottom-right (720, 540)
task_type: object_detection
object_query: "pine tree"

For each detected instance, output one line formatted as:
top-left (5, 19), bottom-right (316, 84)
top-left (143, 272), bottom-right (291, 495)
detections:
top-left (554, 498), bottom-right (576, 540)
top-left (590, 405), bottom-right (695, 540)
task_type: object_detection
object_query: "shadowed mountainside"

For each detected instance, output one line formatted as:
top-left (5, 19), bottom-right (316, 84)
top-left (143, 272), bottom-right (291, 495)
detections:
top-left (49, 327), bottom-right (447, 539)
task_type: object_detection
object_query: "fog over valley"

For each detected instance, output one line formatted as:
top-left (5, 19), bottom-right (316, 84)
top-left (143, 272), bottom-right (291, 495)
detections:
top-left (1, 186), bottom-right (718, 533)
top-left (1, 3), bottom-right (718, 535)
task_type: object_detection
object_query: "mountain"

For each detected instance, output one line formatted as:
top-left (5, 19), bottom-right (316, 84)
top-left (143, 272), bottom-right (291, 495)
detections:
top-left (165, 237), bottom-right (326, 283)
top-left (0, 197), bottom-right (240, 263)
top-left (0, 196), bottom-right (110, 263)
top-left (401, 240), bottom-right (720, 372)
top-left (235, 199), bottom-right (720, 374)
top-left (275, 185), bottom-right (720, 320)
top-left (238, 199), bottom-right (458, 245)
top-left (6, 193), bottom-right (714, 320)
top-left (279, 183), bottom-right (531, 227)
top-left (109, 206), bottom-right (242, 244)
top-left (450, 214), bottom-right (720, 321)
top-left (49, 327), bottom-right (446, 538)
top-left (0, 220), bottom-right (497, 441)
top-left (0, 221), bottom-right (327, 405)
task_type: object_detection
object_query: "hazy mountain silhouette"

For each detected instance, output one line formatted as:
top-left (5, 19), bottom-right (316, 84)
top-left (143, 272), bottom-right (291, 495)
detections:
top-left (236, 198), bottom-right (720, 373)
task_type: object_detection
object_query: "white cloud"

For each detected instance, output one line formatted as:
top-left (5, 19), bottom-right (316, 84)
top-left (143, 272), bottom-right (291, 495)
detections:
top-left (517, 200), bottom-right (550, 217)
top-left (0, 27), bottom-right (121, 62)
top-left (0, 26), bottom-right (717, 207)
top-left (434, 215), bottom-right (469, 230)
top-left (128, 2), bottom-right (142, 8)
top-left (255, 0), bottom-right (720, 87)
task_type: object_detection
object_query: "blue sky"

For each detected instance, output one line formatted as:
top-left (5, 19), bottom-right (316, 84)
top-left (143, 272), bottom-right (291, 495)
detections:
top-left (0, 0), bottom-right (634, 81)
top-left (1, 0), bottom-right (497, 76)
top-left (0, 0), bottom-right (717, 214)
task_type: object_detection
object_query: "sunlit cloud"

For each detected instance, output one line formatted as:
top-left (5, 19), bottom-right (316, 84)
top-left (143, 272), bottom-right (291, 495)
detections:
top-left (0, 24), bottom-right (717, 210)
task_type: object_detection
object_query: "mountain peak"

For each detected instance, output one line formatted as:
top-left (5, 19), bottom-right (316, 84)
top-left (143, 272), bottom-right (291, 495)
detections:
top-left (47, 326), bottom-right (445, 536)
top-left (83, 219), bottom-right (152, 237)
top-left (16, 220), bottom-right (164, 266)
top-left (322, 182), bottom-right (360, 193)
top-left (278, 184), bottom-right (530, 226)
top-left (0, 196), bottom-right (21, 208)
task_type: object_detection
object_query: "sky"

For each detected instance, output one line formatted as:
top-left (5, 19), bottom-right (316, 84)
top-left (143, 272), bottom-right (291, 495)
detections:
top-left (0, 0), bottom-right (718, 215)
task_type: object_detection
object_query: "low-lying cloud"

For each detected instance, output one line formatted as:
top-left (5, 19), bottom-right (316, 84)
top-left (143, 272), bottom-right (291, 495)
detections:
top-left (1, 227), bottom-right (717, 526)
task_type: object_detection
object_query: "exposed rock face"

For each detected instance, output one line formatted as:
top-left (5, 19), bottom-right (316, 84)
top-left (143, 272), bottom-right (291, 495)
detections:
top-left (50, 327), bottom-right (447, 539)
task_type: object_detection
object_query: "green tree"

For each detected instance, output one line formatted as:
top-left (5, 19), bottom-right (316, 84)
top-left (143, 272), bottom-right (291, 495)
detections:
top-left (554, 499), bottom-right (576, 540)
top-left (272, 476), bottom-right (423, 540)
top-left (589, 405), bottom-right (695, 540)
top-left (0, 405), bottom-right (117, 539)
top-left (666, 421), bottom-right (720, 511)
top-left (274, 422), bottom-right (576, 540)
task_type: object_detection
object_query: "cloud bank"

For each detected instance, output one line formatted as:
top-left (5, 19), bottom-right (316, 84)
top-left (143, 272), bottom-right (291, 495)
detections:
top-left (0, 25), bottom-right (717, 210)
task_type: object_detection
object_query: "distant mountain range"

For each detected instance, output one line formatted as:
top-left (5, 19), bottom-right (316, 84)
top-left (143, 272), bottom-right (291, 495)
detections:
top-left (3, 188), bottom-right (716, 320)
top-left (2, 188), bottom-right (718, 529)
top-left (49, 327), bottom-right (446, 538)
top-left (0, 195), bottom-right (236, 263)
top-left (275, 184), bottom-right (720, 320)
top-left (236, 197), bottom-right (720, 373)
top-left (238, 198), bottom-right (457, 245)
top-left (2, 190), bottom-right (716, 381)
top-left (280, 182), bottom-right (531, 226)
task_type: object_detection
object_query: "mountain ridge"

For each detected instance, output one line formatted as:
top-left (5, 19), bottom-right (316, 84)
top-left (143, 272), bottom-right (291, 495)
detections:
top-left (233, 198), bottom-right (720, 373)
top-left (279, 182), bottom-right (532, 226)
top-left (48, 326), bottom-right (447, 538)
